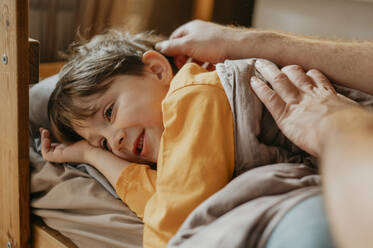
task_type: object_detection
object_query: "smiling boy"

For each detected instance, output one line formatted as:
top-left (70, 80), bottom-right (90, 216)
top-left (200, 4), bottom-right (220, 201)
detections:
top-left (42, 30), bottom-right (234, 247)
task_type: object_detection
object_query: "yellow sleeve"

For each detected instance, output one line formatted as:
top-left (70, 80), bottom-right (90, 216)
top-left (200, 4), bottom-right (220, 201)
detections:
top-left (143, 84), bottom-right (235, 247)
top-left (115, 163), bottom-right (157, 219)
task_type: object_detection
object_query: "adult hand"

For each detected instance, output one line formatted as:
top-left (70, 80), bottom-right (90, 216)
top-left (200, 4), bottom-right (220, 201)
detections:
top-left (155, 20), bottom-right (237, 67)
top-left (250, 59), bottom-right (360, 157)
top-left (40, 128), bottom-right (98, 164)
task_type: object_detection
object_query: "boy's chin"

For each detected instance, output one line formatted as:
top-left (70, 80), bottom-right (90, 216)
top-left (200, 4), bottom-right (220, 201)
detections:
top-left (131, 156), bottom-right (157, 170)
top-left (148, 161), bottom-right (157, 170)
top-left (139, 159), bottom-right (157, 170)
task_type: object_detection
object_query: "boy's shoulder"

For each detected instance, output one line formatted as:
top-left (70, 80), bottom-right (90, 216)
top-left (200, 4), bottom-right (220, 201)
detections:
top-left (167, 63), bottom-right (224, 96)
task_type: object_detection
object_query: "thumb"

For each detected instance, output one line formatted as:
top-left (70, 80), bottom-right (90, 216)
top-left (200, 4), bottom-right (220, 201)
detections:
top-left (155, 37), bottom-right (190, 57)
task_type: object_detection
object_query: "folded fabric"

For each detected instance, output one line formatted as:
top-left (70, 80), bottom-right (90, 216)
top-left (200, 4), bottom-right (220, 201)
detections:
top-left (169, 59), bottom-right (373, 247)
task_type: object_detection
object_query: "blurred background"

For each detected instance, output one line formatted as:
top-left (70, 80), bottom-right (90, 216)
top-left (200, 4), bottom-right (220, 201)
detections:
top-left (29, 0), bottom-right (373, 78)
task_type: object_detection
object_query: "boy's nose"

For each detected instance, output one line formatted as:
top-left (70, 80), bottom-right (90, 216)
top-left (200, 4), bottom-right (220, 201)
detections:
top-left (112, 132), bottom-right (126, 152)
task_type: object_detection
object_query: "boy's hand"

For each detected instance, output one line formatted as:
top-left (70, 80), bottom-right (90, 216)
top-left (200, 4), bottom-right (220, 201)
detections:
top-left (40, 128), bottom-right (133, 187)
top-left (40, 128), bottom-right (98, 164)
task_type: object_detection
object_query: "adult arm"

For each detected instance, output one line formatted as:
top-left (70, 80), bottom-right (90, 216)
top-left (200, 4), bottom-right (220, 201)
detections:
top-left (250, 59), bottom-right (373, 248)
top-left (156, 20), bottom-right (373, 95)
top-left (321, 108), bottom-right (373, 248)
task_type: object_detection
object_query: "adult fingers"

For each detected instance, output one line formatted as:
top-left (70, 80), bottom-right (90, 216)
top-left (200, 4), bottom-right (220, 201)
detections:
top-left (169, 26), bottom-right (188, 40)
top-left (282, 65), bottom-right (316, 92)
top-left (306, 69), bottom-right (336, 93)
top-left (255, 59), bottom-right (299, 103)
top-left (250, 76), bottom-right (286, 122)
top-left (169, 20), bottom-right (206, 39)
top-left (155, 37), bottom-right (191, 57)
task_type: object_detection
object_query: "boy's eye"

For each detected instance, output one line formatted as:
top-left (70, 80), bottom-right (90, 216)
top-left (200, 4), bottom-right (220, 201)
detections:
top-left (104, 104), bottom-right (114, 121)
top-left (102, 139), bottom-right (109, 150)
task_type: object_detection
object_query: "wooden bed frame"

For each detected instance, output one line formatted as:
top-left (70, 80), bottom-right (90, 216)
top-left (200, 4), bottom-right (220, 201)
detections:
top-left (0, 0), bottom-right (76, 247)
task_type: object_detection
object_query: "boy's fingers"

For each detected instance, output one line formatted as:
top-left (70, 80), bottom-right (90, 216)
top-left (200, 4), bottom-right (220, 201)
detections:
top-left (44, 129), bottom-right (50, 138)
top-left (41, 129), bottom-right (52, 157)
top-left (250, 76), bottom-right (286, 122)
top-left (206, 63), bottom-right (216, 71)
top-left (41, 133), bottom-right (51, 150)
top-left (255, 59), bottom-right (299, 103)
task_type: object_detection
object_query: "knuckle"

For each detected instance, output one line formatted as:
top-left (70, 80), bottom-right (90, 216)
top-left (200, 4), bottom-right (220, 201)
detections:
top-left (183, 37), bottom-right (193, 45)
top-left (322, 86), bottom-right (335, 93)
top-left (282, 64), bottom-right (302, 72)
top-left (257, 59), bottom-right (272, 66)
top-left (306, 69), bottom-right (320, 76)
top-left (302, 83), bottom-right (314, 91)
top-left (267, 91), bottom-right (276, 102)
top-left (274, 72), bottom-right (288, 82)
top-left (262, 88), bottom-right (276, 102)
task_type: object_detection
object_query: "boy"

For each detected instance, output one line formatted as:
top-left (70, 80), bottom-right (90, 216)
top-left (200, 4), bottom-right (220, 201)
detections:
top-left (42, 30), bottom-right (328, 247)
top-left (41, 30), bottom-right (235, 247)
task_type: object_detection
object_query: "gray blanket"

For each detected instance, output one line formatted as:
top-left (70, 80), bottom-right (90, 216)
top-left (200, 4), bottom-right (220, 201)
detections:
top-left (168, 59), bottom-right (373, 248)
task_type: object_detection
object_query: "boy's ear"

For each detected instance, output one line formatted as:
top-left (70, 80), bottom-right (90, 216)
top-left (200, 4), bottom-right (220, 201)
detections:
top-left (142, 50), bottom-right (173, 85)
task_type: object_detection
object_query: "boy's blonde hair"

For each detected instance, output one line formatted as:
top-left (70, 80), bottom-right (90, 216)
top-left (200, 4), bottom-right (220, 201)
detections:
top-left (48, 30), bottom-right (166, 144)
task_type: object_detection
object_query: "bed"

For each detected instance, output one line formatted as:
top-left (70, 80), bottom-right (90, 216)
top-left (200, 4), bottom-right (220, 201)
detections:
top-left (2, 1), bottom-right (373, 248)
top-left (0, 1), bottom-right (112, 247)
top-left (0, 1), bottom-right (216, 247)
top-left (0, 1), bottom-right (35, 247)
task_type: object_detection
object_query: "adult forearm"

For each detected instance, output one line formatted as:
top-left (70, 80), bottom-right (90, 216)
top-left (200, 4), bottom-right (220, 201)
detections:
top-left (320, 107), bottom-right (373, 247)
top-left (85, 149), bottom-right (131, 187)
top-left (231, 29), bottom-right (373, 94)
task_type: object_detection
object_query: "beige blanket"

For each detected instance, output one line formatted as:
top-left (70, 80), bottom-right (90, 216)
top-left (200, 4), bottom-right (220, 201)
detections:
top-left (30, 147), bottom-right (144, 248)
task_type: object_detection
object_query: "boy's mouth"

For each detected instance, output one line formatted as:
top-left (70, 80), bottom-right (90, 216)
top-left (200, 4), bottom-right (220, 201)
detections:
top-left (133, 129), bottom-right (145, 156)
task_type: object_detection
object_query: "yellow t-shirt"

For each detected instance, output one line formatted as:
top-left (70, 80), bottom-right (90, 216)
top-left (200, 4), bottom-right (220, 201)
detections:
top-left (115, 63), bottom-right (235, 247)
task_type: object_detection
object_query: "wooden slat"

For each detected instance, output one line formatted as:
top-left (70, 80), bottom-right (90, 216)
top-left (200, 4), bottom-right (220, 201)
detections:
top-left (39, 61), bottom-right (64, 80)
top-left (29, 38), bottom-right (39, 84)
top-left (193, 0), bottom-right (215, 21)
top-left (0, 0), bottom-right (30, 248)
top-left (32, 220), bottom-right (77, 248)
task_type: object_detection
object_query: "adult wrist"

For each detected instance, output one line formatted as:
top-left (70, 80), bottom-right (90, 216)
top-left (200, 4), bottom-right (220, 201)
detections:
top-left (319, 107), bottom-right (373, 155)
top-left (227, 28), bottom-right (281, 61)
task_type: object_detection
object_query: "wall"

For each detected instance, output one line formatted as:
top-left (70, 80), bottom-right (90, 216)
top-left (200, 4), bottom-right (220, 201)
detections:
top-left (29, 0), bottom-right (194, 62)
top-left (253, 0), bottom-right (373, 40)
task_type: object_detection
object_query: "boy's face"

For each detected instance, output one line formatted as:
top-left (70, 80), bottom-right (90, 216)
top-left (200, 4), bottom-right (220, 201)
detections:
top-left (73, 51), bottom-right (173, 164)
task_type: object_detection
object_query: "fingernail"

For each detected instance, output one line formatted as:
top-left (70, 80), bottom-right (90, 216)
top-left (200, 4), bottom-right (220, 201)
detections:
top-left (250, 76), bottom-right (259, 85)
top-left (255, 59), bottom-right (262, 67)
top-left (155, 41), bottom-right (166, 51)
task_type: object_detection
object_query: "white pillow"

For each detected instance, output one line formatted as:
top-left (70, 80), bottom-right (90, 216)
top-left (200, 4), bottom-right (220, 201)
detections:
top-left (29, 74), bottom-right (59, 140)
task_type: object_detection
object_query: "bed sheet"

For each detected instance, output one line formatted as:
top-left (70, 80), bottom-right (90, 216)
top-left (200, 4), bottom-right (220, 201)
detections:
top-left (29, 75), bottom-right (143, 248)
